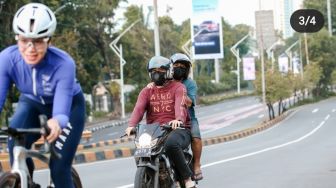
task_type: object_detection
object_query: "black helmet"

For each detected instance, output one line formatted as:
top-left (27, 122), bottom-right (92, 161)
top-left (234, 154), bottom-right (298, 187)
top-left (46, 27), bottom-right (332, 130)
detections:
top-left (170, 53), bottom-right (192, 80)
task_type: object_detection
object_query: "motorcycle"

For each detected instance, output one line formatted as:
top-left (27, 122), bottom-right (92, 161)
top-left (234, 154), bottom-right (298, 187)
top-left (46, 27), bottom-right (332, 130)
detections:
top-left (131, 123), bottom-right (193, 188)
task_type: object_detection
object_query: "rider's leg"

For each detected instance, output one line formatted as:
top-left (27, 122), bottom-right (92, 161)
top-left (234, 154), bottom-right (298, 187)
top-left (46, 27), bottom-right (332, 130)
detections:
top-left (8, 97), bottom-right (41, 177)
top-left (190, 118), bottom-right (203, 180)
top-left (164, 129), bottom-right (193, 184)
top-left (49, 92), bottom-right (85, 188)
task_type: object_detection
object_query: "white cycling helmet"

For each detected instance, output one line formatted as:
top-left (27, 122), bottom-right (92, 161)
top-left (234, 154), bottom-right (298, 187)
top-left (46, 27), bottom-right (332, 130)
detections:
top-left (13, 3), bottom-right (57, 38)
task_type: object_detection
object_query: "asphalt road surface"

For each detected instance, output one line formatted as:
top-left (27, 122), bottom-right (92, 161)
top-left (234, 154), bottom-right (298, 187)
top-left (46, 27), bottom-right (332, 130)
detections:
top-left (35, 97), bottom-right (336, 188)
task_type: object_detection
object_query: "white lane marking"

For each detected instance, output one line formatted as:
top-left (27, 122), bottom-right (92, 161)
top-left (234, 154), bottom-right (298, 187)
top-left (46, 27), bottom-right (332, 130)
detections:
top-left (312, 108), bottom-right (319, 113)
top-left (258, 114), bottom-right (264, 118)
top-left (202, 115), bottom-right (327, 168)
top-left (332, 109), bottom-right (336, 113)
top-left (108, 132), bottom-right (118, 136)
top-left (116, 184), bottom-right (134, 188)
top-left (325, 114), bottom-right (330, 120)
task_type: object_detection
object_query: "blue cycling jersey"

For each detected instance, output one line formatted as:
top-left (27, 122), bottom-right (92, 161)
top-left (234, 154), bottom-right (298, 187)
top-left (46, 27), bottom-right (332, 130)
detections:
top-left (0, 45), bottom-right (82, 128)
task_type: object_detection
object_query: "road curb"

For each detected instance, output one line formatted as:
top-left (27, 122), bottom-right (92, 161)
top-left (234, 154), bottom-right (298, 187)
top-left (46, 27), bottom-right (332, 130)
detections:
top-left (85, 120), bottom-right (128, 133)
top-left (0, 110), bottom-right (293, 171)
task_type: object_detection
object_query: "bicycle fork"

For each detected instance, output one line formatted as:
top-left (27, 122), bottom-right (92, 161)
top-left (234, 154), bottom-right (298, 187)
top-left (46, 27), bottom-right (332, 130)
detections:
top-left (11, 146), bottom-right (30, 188)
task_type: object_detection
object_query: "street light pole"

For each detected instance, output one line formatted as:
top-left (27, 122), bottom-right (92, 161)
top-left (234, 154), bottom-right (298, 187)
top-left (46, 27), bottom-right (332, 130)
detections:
top-left (153, 0), bottom-right (161, 56)
top-left (109, 19), bottom-right (141, 119)
top-left (182, 28), bottom-right (205, 80)
top-left (327, 0), bottom-right (332, 36)
top-left (285, 40), bottom-right (299, 71)
top-left (230, 33), bottom-right (250, 94)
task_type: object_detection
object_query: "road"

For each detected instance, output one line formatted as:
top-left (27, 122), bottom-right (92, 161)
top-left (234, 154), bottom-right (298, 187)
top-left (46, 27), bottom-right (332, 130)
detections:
top-left (87, 96), bottom-right (266, 143)
top-left (34, 97), bottom-right (336, 187)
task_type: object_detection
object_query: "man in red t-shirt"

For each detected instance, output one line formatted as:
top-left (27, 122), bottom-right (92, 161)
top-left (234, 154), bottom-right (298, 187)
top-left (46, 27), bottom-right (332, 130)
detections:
top-left (125, 56), bottom-right (196, 188)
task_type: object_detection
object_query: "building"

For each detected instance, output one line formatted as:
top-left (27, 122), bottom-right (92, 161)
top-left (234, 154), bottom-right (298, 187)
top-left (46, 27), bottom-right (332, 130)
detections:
top-left (255, 10), bottom-right (277, 49)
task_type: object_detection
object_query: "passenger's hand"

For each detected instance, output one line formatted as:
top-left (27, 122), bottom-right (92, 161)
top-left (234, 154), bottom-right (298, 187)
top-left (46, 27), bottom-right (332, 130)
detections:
top-left (46, 118), bottom-right (62, 143)
top-left (185, 96), bottom-right (192, 107)
top-left (169, 120), bottom-right (183, 130)
top-left (146, 82), bottom-right (155, 89)
top-left (125, 127), bottom-right (134, 136)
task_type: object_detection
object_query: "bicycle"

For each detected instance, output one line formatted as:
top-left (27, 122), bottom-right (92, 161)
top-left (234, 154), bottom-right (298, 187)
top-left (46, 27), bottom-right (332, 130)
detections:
top-left (0, 115), bottom-right (82, 188)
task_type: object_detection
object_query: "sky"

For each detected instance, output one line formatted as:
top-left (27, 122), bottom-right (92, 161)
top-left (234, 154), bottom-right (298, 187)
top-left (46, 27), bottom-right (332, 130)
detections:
top-left (123, 0), bottom-right (303, 27)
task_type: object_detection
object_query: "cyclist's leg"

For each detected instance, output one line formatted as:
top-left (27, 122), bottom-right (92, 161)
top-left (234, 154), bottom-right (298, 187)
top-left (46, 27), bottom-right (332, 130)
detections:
top-left (8, 97), bottom-right (41, 176)
top-left (49, 92), bottom-right (85, 188)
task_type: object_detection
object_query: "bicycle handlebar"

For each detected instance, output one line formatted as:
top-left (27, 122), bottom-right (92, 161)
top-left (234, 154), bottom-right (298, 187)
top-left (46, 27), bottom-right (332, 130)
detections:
top-left (38, 115), bottom-right (62, 160)
top-left (0, 115), bottom-right (62, 160)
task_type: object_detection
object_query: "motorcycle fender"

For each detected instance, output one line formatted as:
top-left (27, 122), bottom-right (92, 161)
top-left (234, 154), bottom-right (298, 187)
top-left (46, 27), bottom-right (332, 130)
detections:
top-left (137, 161), bottom-right (158, 172)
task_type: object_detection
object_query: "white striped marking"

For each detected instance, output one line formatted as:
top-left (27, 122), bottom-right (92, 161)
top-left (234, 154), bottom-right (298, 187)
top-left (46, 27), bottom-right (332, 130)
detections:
top-left (312, 108), bottom-right (319, 113)
top-left (258, 114), bottom-right (264, 118)
top-left (202, 115), bottom-right (328, 168)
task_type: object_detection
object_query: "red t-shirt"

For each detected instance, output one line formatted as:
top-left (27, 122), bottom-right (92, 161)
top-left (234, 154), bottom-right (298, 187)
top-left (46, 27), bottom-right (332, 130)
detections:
top-left (128, 80), bottom-right (191, 127)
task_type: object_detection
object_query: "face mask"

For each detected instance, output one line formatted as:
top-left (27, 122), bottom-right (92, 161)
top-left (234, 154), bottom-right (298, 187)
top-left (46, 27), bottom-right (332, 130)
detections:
top-left (151, 71), bottom-right (166, 86)
top-left (173, 67), bottom-right (187, 80)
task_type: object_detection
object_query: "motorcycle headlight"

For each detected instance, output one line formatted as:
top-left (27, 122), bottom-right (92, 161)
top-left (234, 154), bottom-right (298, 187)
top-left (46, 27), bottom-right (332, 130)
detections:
top-left (136, 133), bottom-right (159, 148)
top-left (139, 133), bottom-right (152, 147)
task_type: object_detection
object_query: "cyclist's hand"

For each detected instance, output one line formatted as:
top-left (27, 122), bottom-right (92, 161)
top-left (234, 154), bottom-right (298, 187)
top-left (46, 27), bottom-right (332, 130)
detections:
top-left (46, 118), bottom-right (62, 143)
top-left (125, 127), bottom-right (134, 136)
top-left (169, 120), bottom-right (183, 130)
top-left (146, 82), bottom-right (154, 89)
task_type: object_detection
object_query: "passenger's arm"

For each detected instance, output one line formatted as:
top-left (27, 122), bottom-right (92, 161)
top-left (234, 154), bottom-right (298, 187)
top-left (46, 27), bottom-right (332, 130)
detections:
top-left (174, 85), bottom-right (188, 123)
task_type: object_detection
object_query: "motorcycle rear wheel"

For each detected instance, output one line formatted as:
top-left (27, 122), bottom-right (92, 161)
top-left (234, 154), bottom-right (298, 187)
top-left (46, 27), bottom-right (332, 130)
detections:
top-left (134, 167), bottom-right (155, 188)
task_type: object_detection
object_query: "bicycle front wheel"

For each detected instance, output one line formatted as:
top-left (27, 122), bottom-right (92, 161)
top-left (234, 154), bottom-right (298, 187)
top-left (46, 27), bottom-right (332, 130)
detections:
top-left (0, 172), bottom-right (21, 188)
top-left (71, 167), bottom-right (82, 188)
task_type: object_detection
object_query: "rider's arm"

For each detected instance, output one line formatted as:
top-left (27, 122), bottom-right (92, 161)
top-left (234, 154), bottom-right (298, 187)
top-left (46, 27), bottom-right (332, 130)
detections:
top-left (174, 85), bottom-right (188, 123)
top-left (185, 79), bottom-right (197, 106)
top-left (52, 58), bottom-right (76, 128)
top-left (128, 88), bottom-right (149, 127)
top-left (0, 52), bottom-right (12, 113)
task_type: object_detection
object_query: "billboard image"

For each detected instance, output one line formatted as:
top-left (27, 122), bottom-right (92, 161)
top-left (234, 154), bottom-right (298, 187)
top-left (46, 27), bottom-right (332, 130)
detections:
top-left (243, 57), bottom-right (256, 80)
top-left (278, 55), bottom-right (289, 73)
top-left (191, 0), bottom-right (223, 59)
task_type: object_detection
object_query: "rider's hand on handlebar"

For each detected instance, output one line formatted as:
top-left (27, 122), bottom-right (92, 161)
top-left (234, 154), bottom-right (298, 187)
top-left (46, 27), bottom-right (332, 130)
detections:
top-left (125, 127), bottom-right (134, 136)
top-left (46, 118), bottom-right (62, 143)
top-left (169, 120), bottom-right (183, 130)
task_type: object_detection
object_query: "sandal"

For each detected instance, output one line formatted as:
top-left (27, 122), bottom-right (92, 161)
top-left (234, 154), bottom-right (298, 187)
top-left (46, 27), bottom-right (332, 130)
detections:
top-left (193, 170), bottom-right (203, 181)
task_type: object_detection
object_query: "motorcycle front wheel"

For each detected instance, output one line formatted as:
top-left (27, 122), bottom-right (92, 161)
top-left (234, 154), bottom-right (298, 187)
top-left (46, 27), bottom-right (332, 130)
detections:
top-left (134, 166), bottom-right (155, 188)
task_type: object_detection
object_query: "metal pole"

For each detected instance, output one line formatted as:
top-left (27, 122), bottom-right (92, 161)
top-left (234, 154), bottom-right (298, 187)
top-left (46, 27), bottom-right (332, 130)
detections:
top-left (182, 28), bottom-right (205, 80)
top-left (299, 37), bottom-right (304, 79)
top-left (261, 47), bottom-right (266, 105)
top-left (153, 0), bottom-right (161, 56)
top-left (109, 19), bottom-right (140, 119)
top-left (120, 45), bottom-right (125, 119)
top-left (304, 33), bottom-right (310, 64)
top-left (215, 59), bottom-right (220, 83)
top-left (271, 50), bottom-right (274, 71)
top-left (230, 34), bottom-right (250, 94)
top-left (237, 49), bottom-right (240, 94)
top-left (327, 0), bottom-right (332, 36)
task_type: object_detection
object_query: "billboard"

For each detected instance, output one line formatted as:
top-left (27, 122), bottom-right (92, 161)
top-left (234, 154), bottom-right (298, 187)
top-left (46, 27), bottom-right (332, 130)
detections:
top-left (292, 56), bottom-right (301, 74)
top-left (242, 57), bottom-right (256, 80)
top-left (278, 54), bottom-right (289, 73)
top-left (191, 0), bottom-right (224, 59)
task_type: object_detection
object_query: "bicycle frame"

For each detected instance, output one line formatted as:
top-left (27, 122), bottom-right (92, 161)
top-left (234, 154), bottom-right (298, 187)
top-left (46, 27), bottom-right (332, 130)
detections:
top-left (11, 144), bottom-right (50, 188)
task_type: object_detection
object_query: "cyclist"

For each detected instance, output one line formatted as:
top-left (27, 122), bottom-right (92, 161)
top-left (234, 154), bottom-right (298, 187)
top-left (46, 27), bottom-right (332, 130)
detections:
top-left (125, 56), bottom-right (196, 188)
top-left (0, 3), bottom-right (85, 188)
top-left (170, 53), bottom-right (203, 181)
